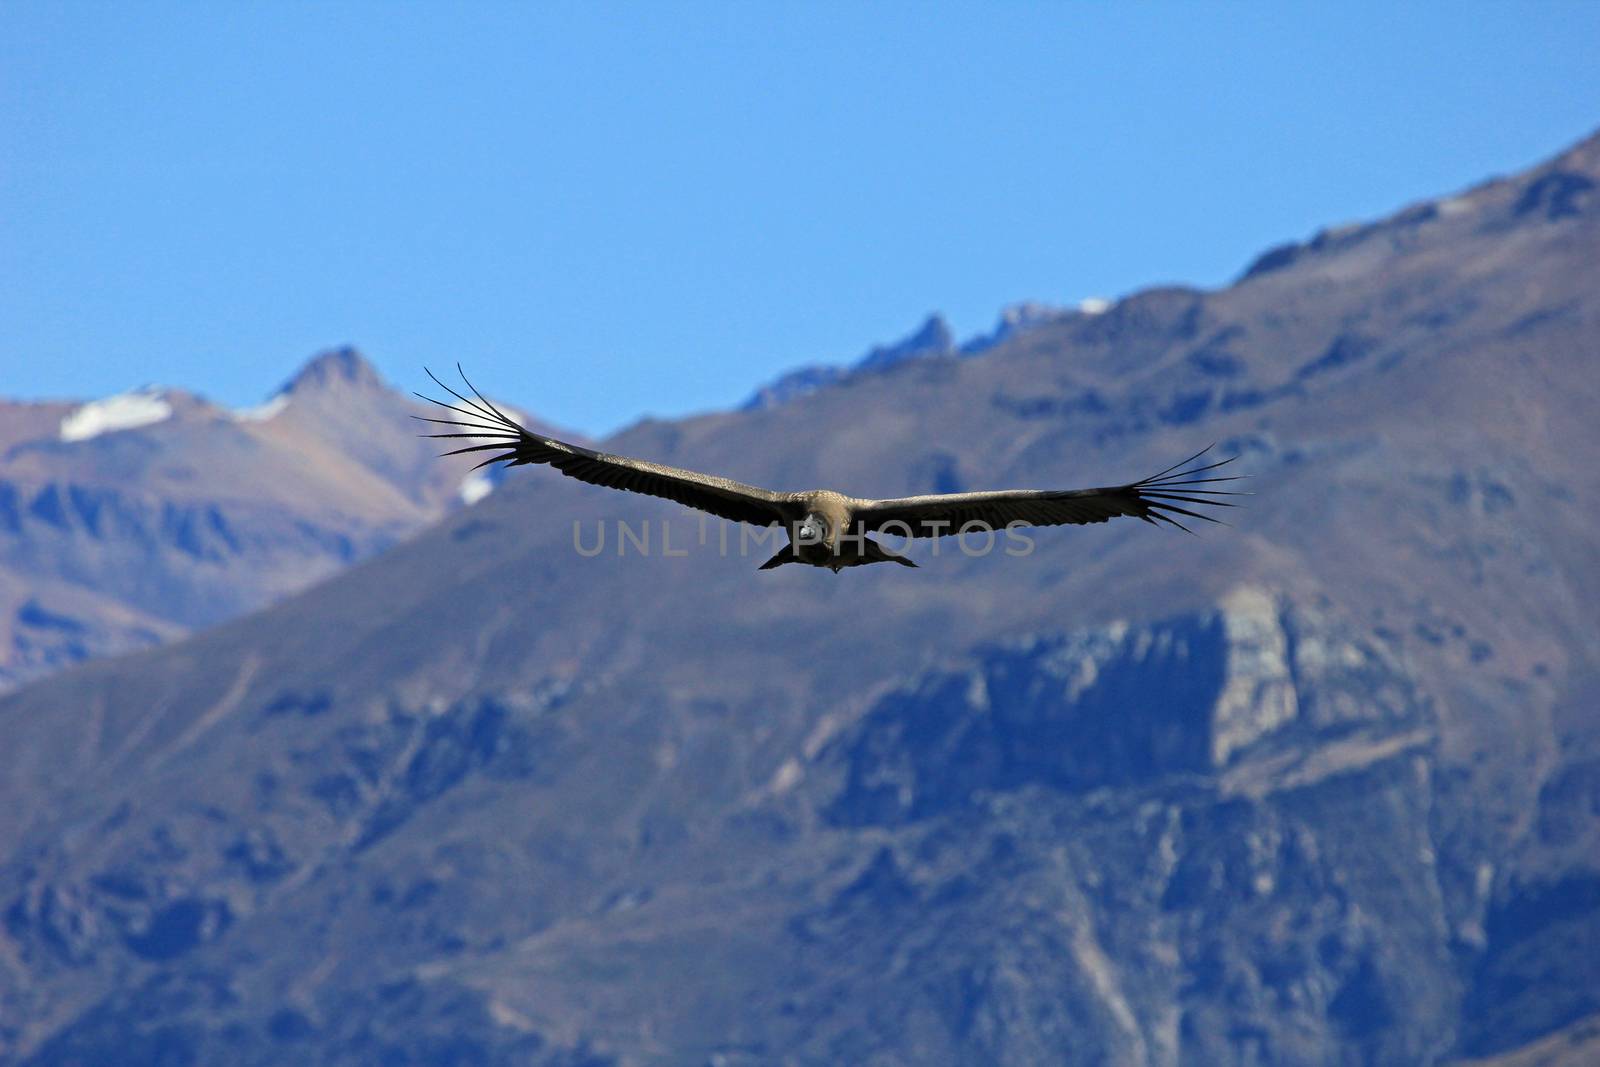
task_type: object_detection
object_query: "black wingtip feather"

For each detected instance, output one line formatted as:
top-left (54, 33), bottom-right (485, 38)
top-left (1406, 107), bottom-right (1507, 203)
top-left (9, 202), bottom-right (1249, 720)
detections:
top-left (1148, 510), bottom-right (1197, 535)
top-left (1139, 444), bottom-right (1214, 484)
top-left (415, 366), bottom-right (536, 474)
top-left (454, 362), bottom-right (521, 430)
top-left (423, 367), bottom-right (495, 422)
top-left (1129, 449), bottom-right (1245, 533)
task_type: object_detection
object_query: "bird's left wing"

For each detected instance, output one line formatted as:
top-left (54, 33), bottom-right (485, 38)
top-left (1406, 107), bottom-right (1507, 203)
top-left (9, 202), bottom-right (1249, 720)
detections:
top-left (853, 448), bottom-right (1243, 536)
top-left (417, 366), bottom-right (790, 527)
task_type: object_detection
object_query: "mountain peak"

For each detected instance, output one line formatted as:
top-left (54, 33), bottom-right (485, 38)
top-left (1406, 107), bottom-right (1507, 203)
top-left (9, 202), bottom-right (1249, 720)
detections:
top-left (855, 314), bottom-right (955, 372)
top-left (282, 346), bottom-right (385, 395)
top-left (961, 301), bottom-right (1070, 355)
top-left (1551, 125), bottom-right (1600, 174)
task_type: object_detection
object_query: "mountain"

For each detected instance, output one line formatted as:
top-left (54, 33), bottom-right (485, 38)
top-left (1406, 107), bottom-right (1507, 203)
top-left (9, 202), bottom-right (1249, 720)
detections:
top-left (743, 308), bottom-right (1044, 411)
top-left (0, 348), bottom-right (570, 692)
top-left (958, 300), bottom-right (1075, 356)
top-left (742, 302), bottom-right (1096, 413)
top-left (742, 302), bottom-right (1085, 411)
top-left (1, 129), bottom-right (1598, 1065)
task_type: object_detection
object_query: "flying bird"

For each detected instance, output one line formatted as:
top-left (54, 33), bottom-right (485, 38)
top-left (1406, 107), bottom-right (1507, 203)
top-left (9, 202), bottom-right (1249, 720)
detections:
top-left (417, 366), bottom-right (1242, 572)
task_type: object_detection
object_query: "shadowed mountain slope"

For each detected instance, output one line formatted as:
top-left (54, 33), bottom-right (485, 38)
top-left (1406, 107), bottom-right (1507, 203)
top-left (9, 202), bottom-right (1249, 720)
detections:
top-left (0, 130), bottom-right (1597, 1064)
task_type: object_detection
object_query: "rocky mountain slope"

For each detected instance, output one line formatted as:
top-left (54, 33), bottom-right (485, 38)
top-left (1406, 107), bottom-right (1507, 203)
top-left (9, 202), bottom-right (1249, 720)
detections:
top-left (0, 130), bottom-right (1597, 1065)
top-left (0, 348), bottom-right (563, 692)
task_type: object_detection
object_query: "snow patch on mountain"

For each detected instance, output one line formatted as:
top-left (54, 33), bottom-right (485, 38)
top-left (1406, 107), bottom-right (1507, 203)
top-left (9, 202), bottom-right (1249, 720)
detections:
top-left (59, 389), bottom-right (173, 442)
top-left (232, 394), bottom-right (290, 422)
top-left (961, 302), bottom-right (1069, 355)
top-left (459, 470), bottom-right (497, 505)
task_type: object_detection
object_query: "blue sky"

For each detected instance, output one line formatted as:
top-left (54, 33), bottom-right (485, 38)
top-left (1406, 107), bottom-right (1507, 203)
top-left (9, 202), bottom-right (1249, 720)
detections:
top-left (3, 3), bottom-right (1598, 434)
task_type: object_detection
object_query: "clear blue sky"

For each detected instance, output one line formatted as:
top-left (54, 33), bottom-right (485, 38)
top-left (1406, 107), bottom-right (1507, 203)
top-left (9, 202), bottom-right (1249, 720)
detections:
top-left (3, 3), bottom-right (1597, 434)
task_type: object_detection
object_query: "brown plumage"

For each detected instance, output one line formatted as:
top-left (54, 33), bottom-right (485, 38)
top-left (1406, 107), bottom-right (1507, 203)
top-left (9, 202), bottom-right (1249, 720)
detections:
top-left (418, 366), bottom-right (1243, 572)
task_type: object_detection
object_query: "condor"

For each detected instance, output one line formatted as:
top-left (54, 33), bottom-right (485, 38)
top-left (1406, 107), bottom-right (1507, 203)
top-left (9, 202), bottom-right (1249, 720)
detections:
top-left (419, 367), bottom-right (1242, 572)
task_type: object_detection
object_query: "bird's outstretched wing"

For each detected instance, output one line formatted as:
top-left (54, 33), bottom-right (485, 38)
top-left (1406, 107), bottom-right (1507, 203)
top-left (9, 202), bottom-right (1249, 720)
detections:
top-left (853, 448), bottom-right (1244, 536)
top-left (416, 366), bottom-right (790, 527)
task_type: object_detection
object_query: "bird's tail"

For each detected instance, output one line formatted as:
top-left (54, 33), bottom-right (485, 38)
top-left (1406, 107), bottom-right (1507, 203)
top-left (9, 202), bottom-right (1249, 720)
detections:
top-left (758, 546), bottom-right (797, 570)
top-left (864, 537), bottom-right (918, 568)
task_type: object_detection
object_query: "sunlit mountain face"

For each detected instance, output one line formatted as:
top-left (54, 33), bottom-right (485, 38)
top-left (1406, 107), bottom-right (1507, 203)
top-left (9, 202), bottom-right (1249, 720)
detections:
top-left (1, 131), bottom-right (1598, 1066)
top-left (0, 348), bottom-right (574, 693)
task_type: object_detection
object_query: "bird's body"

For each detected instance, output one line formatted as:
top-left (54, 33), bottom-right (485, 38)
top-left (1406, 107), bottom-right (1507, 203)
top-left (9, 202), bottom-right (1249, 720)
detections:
top-left (418, 366), bottom-right (1243, 571)
top-left (759, 490), bottom-right (918, 572)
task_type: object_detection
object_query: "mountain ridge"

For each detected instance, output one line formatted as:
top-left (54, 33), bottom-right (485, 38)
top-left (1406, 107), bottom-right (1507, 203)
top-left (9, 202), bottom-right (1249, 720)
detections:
top-left (0, 347), bottom-right (574, 692)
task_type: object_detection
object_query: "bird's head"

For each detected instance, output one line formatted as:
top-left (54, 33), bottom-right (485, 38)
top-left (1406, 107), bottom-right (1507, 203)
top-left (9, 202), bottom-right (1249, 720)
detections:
top-left (797, 513), bottom-right (827, 546)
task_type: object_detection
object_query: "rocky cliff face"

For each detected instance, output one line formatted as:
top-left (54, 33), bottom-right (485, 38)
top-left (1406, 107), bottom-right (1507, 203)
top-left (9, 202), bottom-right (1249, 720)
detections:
top-left (0, 130), bottom-right (1597, 1064)
top-left (803, 591), bottom-right (1443, 1064)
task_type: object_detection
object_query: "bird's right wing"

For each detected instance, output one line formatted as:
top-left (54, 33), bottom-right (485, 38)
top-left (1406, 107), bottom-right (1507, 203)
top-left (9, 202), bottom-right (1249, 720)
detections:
top-left (853, 448), bottom-right (1243, 536)
top-left (417, 366), bottom-right (790, 527)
